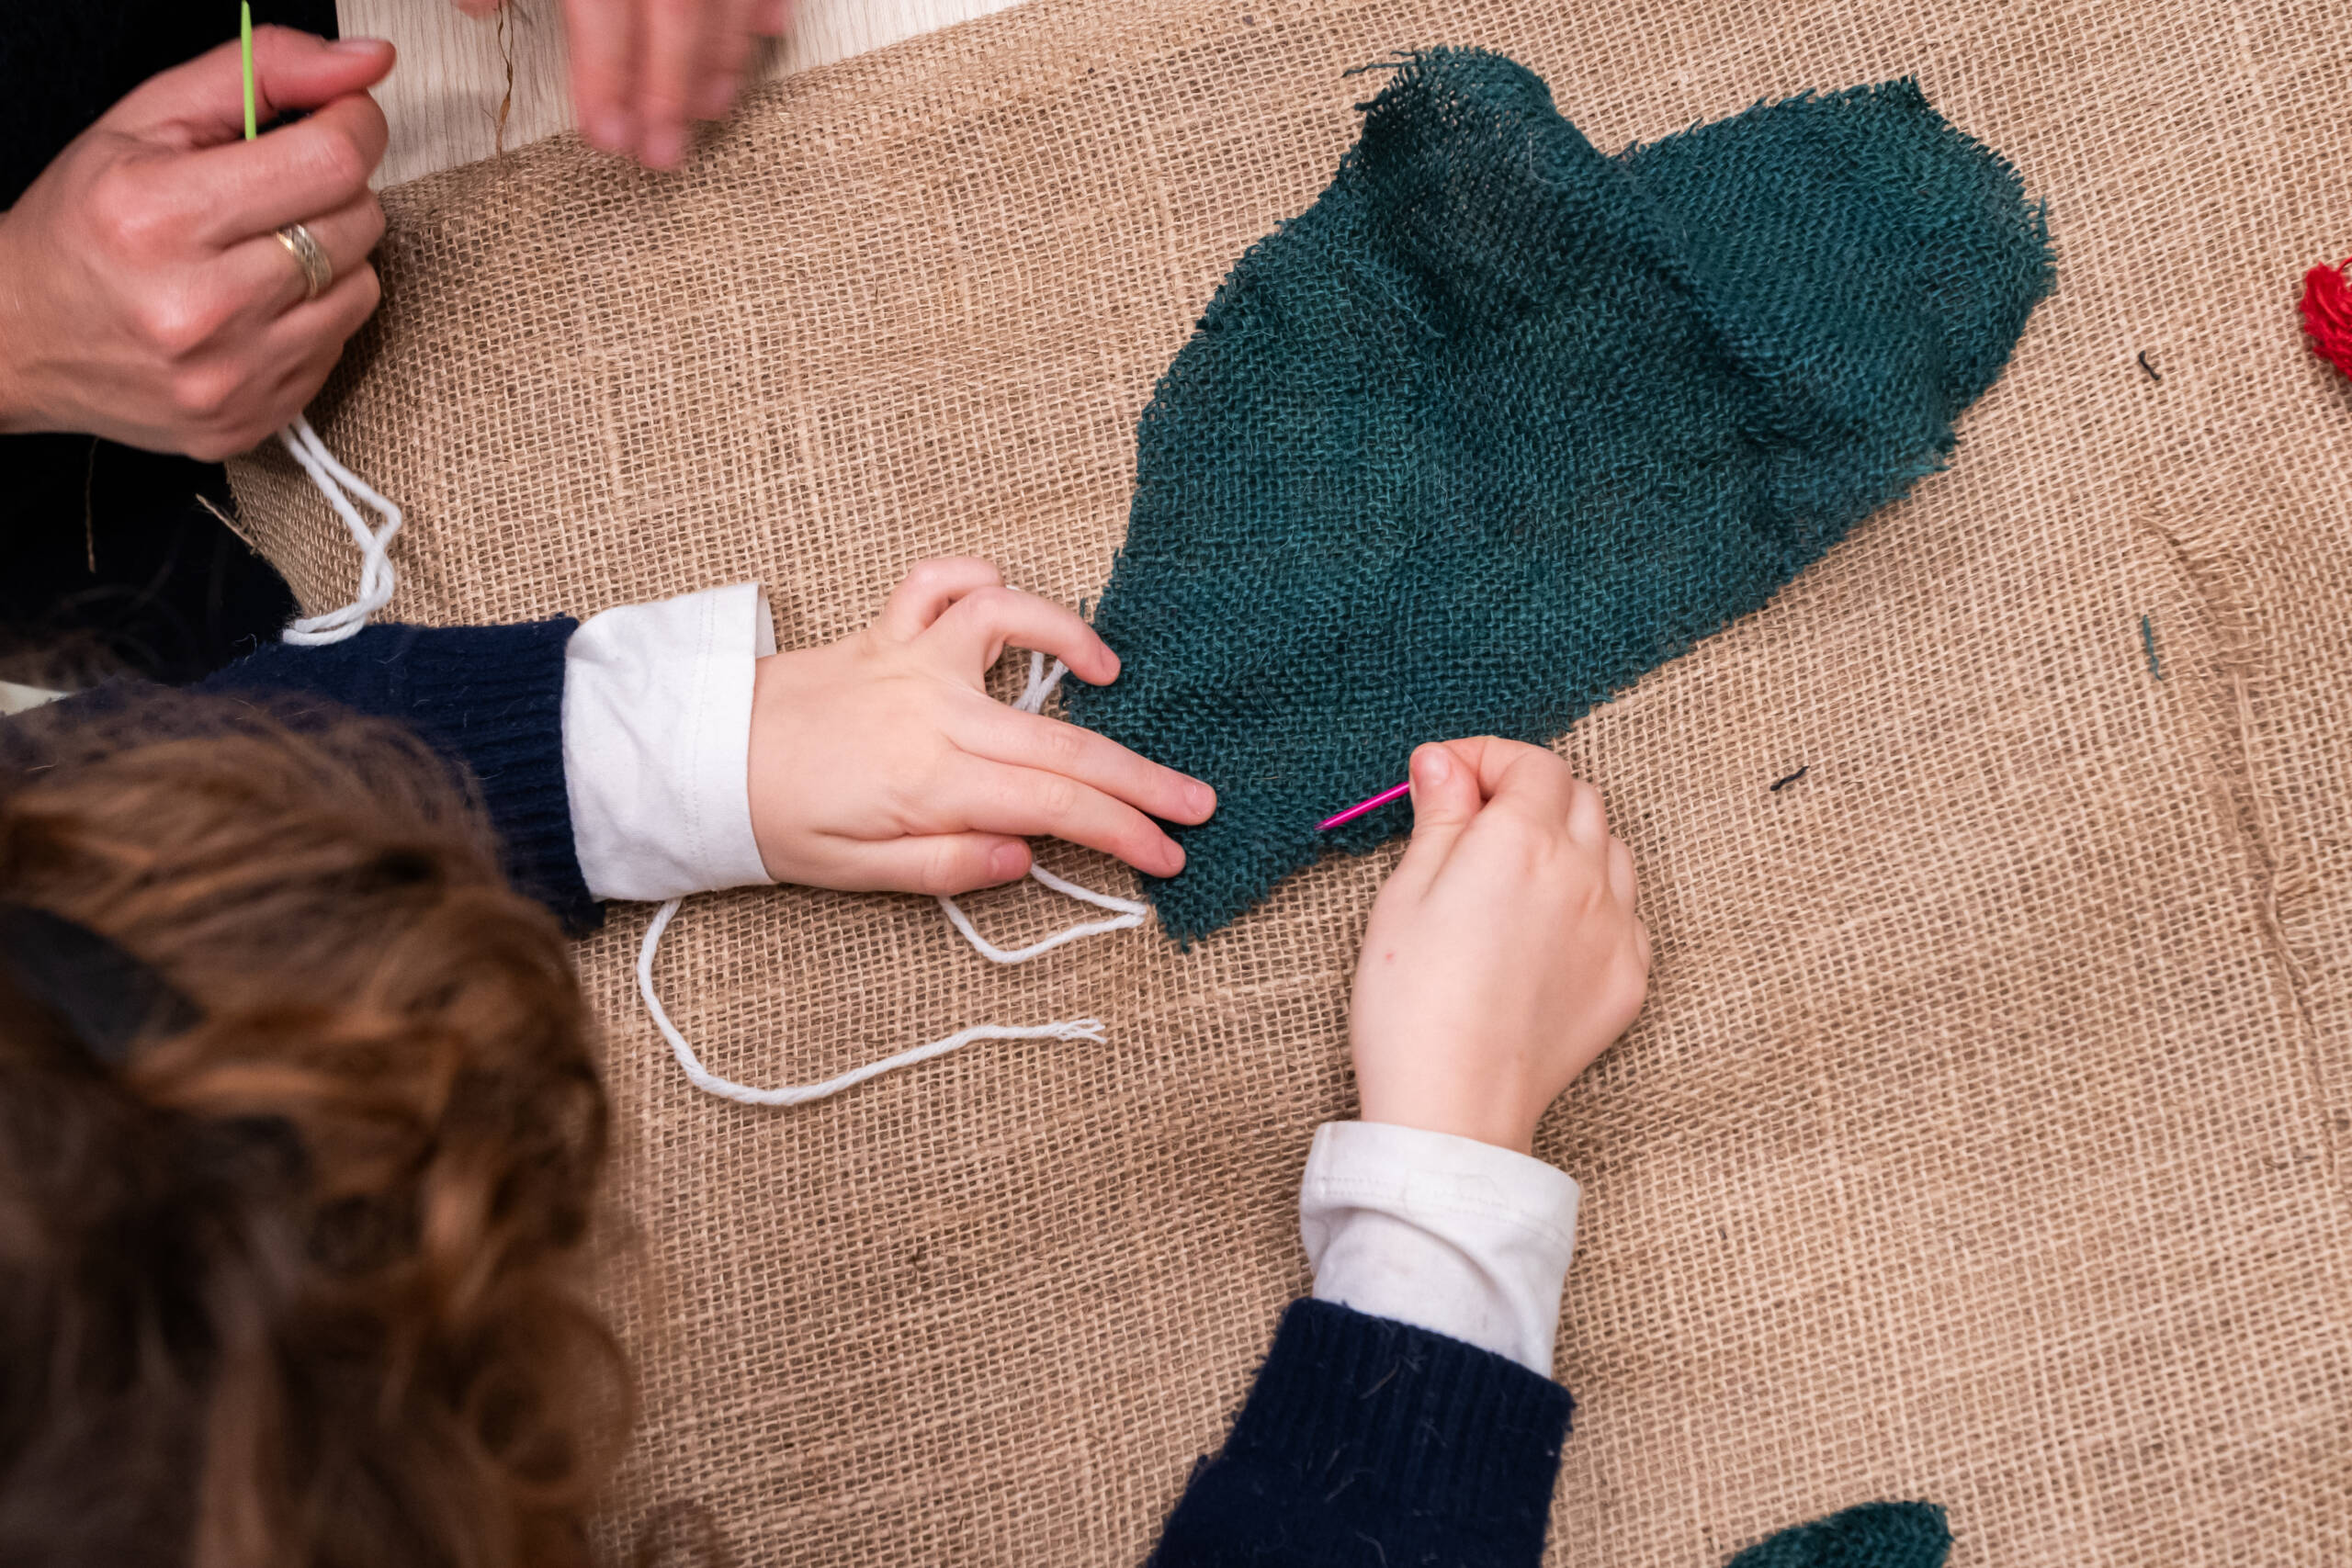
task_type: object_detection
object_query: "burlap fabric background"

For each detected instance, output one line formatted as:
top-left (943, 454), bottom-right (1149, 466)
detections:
top-left (226, 1), bottom-right (2352, 1562)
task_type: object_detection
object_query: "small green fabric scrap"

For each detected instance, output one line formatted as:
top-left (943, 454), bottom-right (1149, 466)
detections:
top-left (1726, 1502), bottom-right (1952, 1568)
top-left (1068, 49), bottom-right (2053, 942)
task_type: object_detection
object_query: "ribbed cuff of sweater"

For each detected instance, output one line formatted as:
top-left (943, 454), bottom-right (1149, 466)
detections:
top-left (1152, 1299), bottom-right (1572, 1568)
top-left (198, 621), bottom-right (599, 932)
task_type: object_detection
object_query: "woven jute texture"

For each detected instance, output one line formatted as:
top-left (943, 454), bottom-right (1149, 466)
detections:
top-left (226, 1), bottom-right (2352, 1562)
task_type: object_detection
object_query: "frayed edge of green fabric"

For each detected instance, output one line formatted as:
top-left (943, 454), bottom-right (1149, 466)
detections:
top-left (1725, 1500), bottom-right (1953, 1568)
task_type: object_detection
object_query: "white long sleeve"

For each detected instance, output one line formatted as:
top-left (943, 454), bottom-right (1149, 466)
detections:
top-left (560, 581), bottom-right (777, 903)
top-left (1300, 1120), bottom-right (1582, 1377)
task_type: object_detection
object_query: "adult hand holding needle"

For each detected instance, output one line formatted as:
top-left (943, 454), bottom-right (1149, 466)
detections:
top-left (0, 28), bottom-right (393, 459)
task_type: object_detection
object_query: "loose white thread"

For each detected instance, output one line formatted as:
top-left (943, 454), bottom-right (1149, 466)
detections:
top-left (639, 649), bottom-right (1150, 1107)
top-left (936, 650), bottom-right (1149, 960)
top-left (935, 863), bottom-right (1146, 962)
top-left (277, 415), bottom-right (401, 646)
top-left (636, 897), bottom-right (1109, 1107)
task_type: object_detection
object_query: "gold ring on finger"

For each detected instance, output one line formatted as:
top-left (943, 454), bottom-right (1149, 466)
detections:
top-left (274, 222), bottom-right (334, 302)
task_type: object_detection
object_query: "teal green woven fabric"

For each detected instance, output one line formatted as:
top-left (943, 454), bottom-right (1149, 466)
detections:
top-left (1066, 50), bottom-right (2052, 942)
top-left (1726, 1502), bottom-right (1952, 1568)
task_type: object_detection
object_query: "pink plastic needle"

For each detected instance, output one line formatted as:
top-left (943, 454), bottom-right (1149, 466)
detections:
top-left (1317, 780), bottom-right (1411, 831)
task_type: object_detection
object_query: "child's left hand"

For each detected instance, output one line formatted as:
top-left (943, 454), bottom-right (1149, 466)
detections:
top-left (745, 558), bottom-right (1216, 896)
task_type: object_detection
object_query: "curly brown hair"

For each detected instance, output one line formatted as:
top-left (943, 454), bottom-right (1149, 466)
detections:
top-left (0, 690), bottom-right (631, 1568)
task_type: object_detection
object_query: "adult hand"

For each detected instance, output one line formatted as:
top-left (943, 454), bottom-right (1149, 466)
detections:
top-left (0, 29), bottom-right (393, 461)
top-left (450, 0), bottom-right (794, 170)
top-left (746, 557), bottom-right (1217, 896)
top-left (1349, 739), bottom-right (1652, 1153)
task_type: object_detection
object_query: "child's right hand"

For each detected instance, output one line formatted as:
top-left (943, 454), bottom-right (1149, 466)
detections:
top-left (1349, 739), bottom-right (1651, 1154)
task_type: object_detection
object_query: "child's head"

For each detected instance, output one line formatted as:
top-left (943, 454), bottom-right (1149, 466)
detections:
top-left (0, 692), bottom-right (628, 1568)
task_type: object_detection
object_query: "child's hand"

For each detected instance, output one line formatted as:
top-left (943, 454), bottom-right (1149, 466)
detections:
top-left (746, 558), bottom-right (1216, 896)
top-left (1349, 739), bottom-right (1651, 1153)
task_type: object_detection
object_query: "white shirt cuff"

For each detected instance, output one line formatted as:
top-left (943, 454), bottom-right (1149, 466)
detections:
top-left (561, 581), bottom-right (777, 903)
top-left (1300, 1120), bottom-right (1581, 1378)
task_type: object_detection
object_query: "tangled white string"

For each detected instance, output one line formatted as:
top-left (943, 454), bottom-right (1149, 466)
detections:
top-left (638, 649), bottom-right (1150, 1107)
top-left (636, 898), bottom-right (1109, 1108)
top-left (277, 415), bottom-right (401, 647)
top-left (936, 650), bottom-right (1149, 960)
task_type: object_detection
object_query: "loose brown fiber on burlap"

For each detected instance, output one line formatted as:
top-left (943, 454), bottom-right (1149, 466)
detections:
top-left (225, 1), bottom-right (2352, 1562)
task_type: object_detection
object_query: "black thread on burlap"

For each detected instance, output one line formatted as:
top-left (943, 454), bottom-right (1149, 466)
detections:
top-left (2138, 349), bottom-right (2163, 381)
top-left (1724, 1501), bottom-right (1953, 1568)
top-left (1770, 766), bottom-right (1809, 793)
top-left (1068, 50), bottom-right (2055, 943)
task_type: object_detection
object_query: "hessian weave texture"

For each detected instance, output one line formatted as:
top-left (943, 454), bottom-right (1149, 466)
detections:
top-left (1069, 52), bottom-right (2054, 941)
top-left (224, 1), bottom-right (2352, 1563)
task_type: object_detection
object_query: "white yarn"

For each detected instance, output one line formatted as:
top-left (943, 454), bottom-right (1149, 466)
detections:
top-left (1011, 649), bottom-right (1067, 713)
top-left (277, 415), bottom-right (401, 647)
top-left (638, 649), bottom-right (1150, 1107)
top-left (636, 897), bottom-right (1108, 1107)
top-left (935, 650), bottom-right (1149, 961)
top-left (936, 863), bottom-right (1146, 962)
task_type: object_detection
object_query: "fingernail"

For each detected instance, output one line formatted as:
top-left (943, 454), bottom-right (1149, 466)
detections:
top-left (639, 120), bottom-right (685, 169)
top-left (329, 36), bottom-right (393, 54)
top-left (1188, 782), bottom-right (1216, 818)
top-left (1162, 843), bottom-right (1187, 876)
top-left (1416, 746), bottom-right (1452, 785)
top-left (989, 843), bottom-right (1028, 881)
top-left (586, 108), bottom-right (633, 152)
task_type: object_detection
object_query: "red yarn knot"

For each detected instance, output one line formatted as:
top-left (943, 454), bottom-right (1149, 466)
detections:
top-left (2300, 254), bottom-right (2352, 378)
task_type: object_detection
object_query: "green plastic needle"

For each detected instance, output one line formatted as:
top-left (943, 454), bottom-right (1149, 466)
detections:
top-left (241, 3), bottom-right (257, 140)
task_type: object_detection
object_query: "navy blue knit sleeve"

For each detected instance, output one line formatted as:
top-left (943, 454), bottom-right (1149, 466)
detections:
top-left (196, 622), bottom-right (599, 933)
top-left (1149, 1300), bottom-right (1572, 1568)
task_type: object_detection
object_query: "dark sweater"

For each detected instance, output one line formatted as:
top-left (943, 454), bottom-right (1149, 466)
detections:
top-left (194, 620), bottom-right (601, 932)
top-left (150, 624), bottom-right (1576, 1562)
top-left (1157, 1301), bottom-right (1573, 1568)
